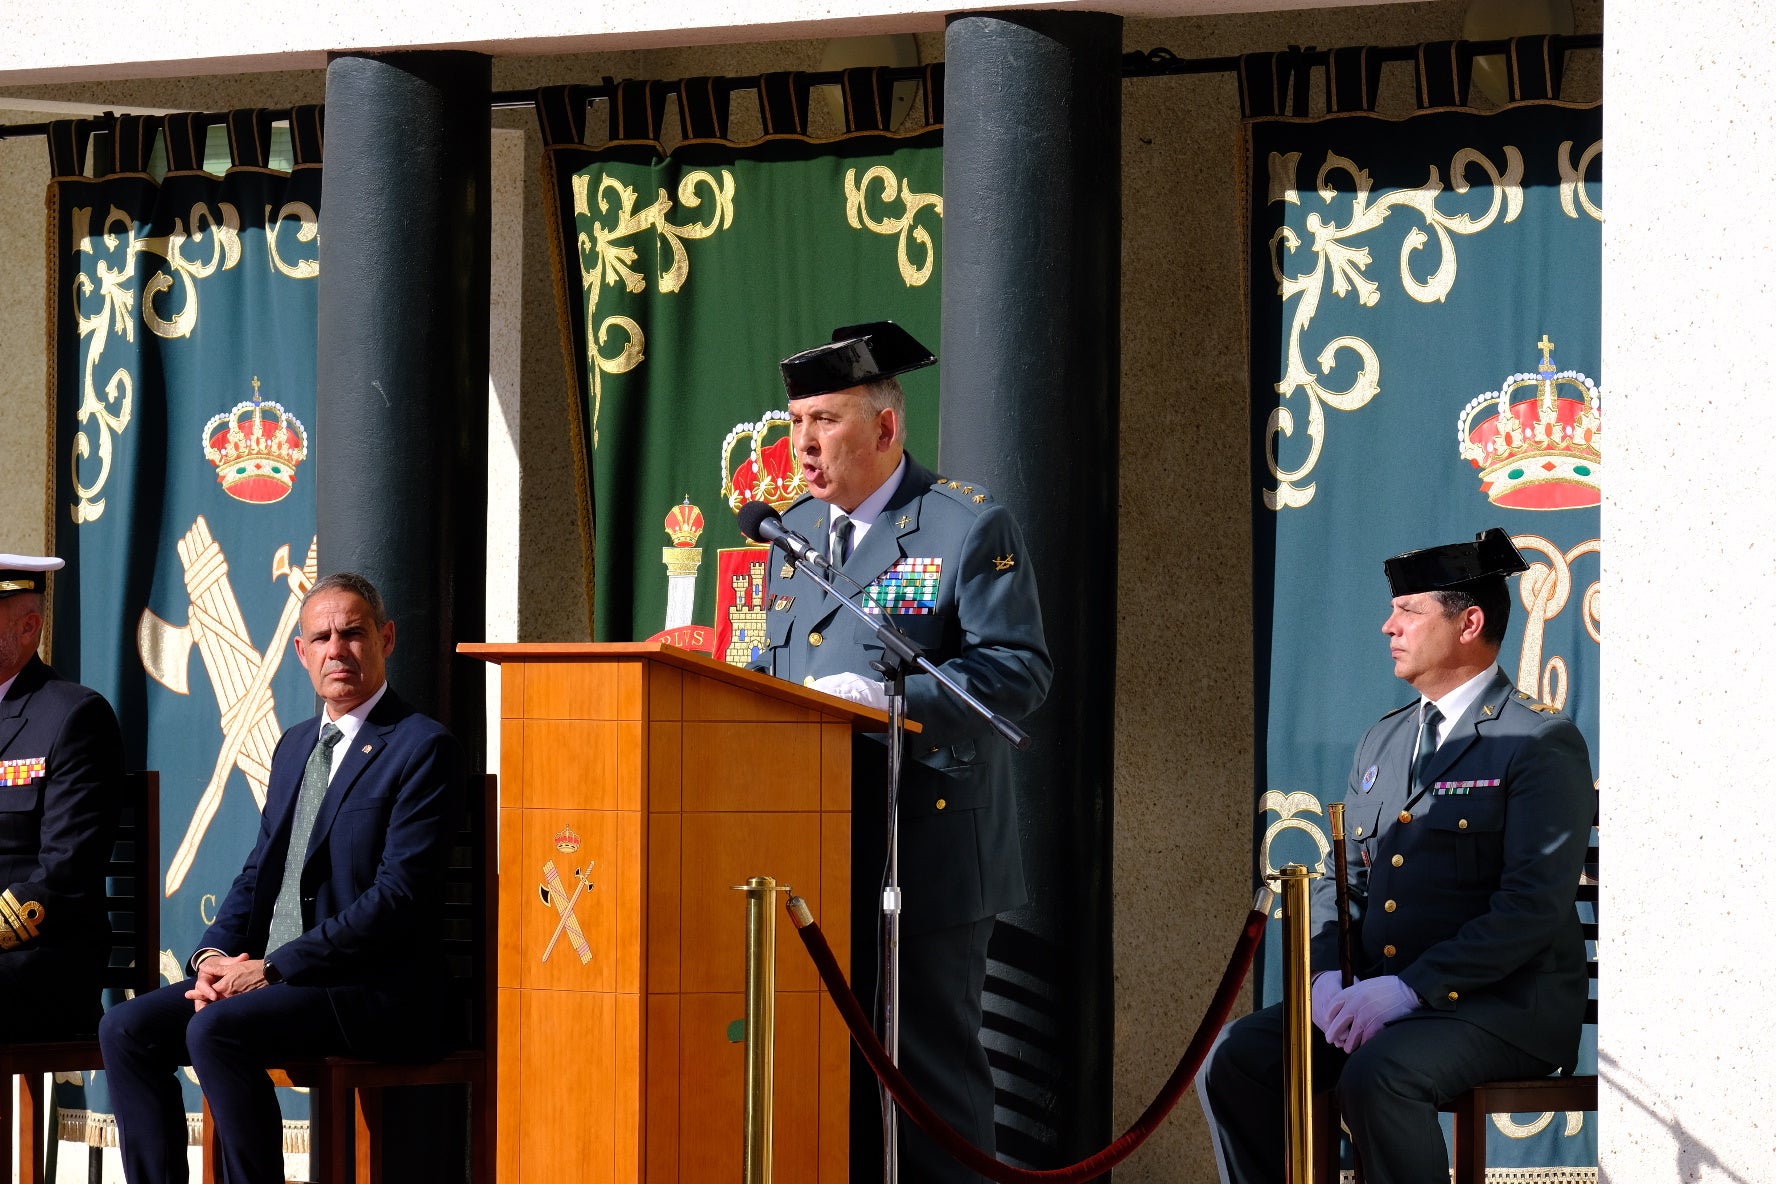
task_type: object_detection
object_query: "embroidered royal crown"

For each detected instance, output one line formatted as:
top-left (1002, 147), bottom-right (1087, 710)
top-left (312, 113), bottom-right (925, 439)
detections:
top-left (202, 378), bottom-right (310, 506)
top-left (1457, 336), bottom-right (1601, 512)
top-left (721, 412), bottom-right (805, 513)
top-left (664, 497), bottom-right (705, 547)
top-left (554, 827), bottom-right (581, 853)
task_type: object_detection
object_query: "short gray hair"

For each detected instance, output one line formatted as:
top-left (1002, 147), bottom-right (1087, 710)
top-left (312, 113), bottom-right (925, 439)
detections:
top-left (861, 377), bottom-right (907, 444)
top-left (299, 572), bottom-right (389, 632)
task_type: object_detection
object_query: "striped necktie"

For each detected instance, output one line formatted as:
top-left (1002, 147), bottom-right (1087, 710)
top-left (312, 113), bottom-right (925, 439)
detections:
top-left (267, 722), bottom-right (344, 953)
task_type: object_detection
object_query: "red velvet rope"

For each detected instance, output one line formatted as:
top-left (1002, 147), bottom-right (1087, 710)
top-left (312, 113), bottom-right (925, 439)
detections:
top-left (787, 898), bottom-right (1269, 1184)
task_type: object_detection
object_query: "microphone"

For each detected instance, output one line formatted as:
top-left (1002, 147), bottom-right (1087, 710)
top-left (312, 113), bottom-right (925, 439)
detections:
top-left (737, 501), bottom-right (830, 570)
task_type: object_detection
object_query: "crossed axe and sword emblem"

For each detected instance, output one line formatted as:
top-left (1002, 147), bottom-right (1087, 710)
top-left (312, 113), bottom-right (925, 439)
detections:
top-left (139, 515), bottom-right (317, 897)
top-left (539, 858), bottom-right (595, 965)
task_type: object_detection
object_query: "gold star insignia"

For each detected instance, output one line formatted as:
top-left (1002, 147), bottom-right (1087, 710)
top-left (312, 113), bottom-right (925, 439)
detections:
top-left (962, 485), bottom-right (974, 494)
top-left (933, 475), bottom-right (946, 485)
top-left (896, 515), bottom-right (911, 529)
top-left (992, 554), bottom-right (1016, 572)
top-left (972, 494), bottom-right (986, 504)
top-left (948, 481), bottom-right (960, 489)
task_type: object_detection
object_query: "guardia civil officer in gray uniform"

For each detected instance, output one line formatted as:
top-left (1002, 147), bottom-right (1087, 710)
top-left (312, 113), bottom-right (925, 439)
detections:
top-left (755, 323), bottom-right (1051, 1183)
top-left (1203, 529), bottom-right (1595, 1184)
top-left (0, 553), bottom-right (124, 1038)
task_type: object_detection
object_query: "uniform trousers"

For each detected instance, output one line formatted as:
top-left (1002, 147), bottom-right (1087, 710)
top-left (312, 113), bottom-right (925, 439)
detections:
top-left (850, 914), bottom-right (998, 1184)
top-left (99, 978), bottom-right (353, 1184)
top-left (1202, 1002), bottom-right (1557, 1184)
top-left (0, 946), bottom-right (103, 1038)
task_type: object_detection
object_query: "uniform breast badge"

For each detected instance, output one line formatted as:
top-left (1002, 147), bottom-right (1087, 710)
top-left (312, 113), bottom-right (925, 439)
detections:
top-left (770, 595), bottom-right (795, 611)
top-left (1433, 779), bottom-right (1501, 796)
top-left (863, 558), bottom-right (942, 615)
top-left (0, 756), bottom-right (46, 786)
top-left (1361, 764), bottom-right (1378, 793)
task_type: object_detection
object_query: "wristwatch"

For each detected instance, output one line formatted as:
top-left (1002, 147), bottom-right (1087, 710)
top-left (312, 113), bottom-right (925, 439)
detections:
top-left (263, 959), bottom-right (285, 985)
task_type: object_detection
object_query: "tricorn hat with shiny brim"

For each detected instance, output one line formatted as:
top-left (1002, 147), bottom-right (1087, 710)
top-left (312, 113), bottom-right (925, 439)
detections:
top-left (779, 321), bottom-right (936, 400)
top-left (0, 553), bottom-right (64, 598)
top-left (1384, 528), bottom-right (1528, 597)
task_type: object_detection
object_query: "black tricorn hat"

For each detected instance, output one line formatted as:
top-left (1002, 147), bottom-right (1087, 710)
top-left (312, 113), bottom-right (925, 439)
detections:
top-left (779, 321), bottom-right (936, 399)
top-left (1384, 528), bottom-right (1528, 597)
top-left (0, 553), bottom-right (63, 598)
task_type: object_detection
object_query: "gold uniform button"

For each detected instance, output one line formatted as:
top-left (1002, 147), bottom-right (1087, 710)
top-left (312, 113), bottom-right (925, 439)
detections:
top-left (1354, 826), bottom-right (1364, 837)
top-left (1391, 854), bottom-right (1404, 867)
top-left (1383, 944), bottom-right (1397, 957)
top-left (1447, 991), bottom-right (1460, 1002)
top-left (935, 798), bottom-right (947, 811)
top-left (809, 631), bottom-right (824, 647)
top-left (1458, 819), bottom-right (1469, 829)
top-left (803, 675), bottom-right (816, 687)
top-left (1398, 810), bottom-right (1413, 824)
top-left (1384, 900), bottom-right (1397, 913)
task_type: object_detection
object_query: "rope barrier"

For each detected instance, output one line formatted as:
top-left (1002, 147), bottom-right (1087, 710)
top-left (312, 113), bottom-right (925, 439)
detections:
top-left (786, 895), bottom-right (1269, 1184)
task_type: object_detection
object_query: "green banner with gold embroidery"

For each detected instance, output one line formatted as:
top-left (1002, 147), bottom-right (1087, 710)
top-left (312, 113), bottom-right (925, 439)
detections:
top-left (1247, 101), bottom-right (1602, 1178)
top-left (48, 114), bottom-right (322, 1154)
top-left (542, 128), bottom-right (943, 649)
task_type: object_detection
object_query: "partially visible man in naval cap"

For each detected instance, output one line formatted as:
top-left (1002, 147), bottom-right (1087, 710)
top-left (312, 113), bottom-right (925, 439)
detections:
top-left (1203, 529), bottom-right (1596, 1184)
top-left (0, 553), bottom-right (124, 1037)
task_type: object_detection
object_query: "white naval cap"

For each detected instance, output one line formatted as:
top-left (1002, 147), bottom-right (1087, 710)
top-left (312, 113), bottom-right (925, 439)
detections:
top-left (0, 554), bottom-right (64, 597)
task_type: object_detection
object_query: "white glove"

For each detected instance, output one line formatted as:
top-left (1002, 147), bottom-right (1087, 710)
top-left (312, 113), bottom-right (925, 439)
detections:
top-left (809, 672), bottom-right (888, 710)
top-left (1323, 975), bottom-right (1421, 1053)
top-left (1311, 972), bottom-right (1342, 1035)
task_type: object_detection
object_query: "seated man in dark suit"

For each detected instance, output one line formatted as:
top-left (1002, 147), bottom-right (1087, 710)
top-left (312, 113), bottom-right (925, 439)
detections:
top-left (0, 552), bottom-right (124, 1038)
top-left (100, 571), bottom-right (465, 1184)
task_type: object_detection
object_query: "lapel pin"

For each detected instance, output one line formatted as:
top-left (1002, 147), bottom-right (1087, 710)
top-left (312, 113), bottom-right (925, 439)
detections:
top-left (361, 744), bottom-right (373, 754)
top-left (897, 515), bottom-right (911, 529)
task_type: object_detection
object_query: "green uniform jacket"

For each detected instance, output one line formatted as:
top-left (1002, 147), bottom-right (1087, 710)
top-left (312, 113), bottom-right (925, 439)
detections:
top-left (1311, 667), bottom-right (1596, 1070)
top-left (756, 455), bottom-right (1052, 933)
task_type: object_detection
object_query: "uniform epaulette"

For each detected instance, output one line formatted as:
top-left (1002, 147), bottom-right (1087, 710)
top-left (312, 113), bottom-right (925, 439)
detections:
top-left (928, 475), bottom-right (993, 511)
top-left (1379, 700), bottom-right (1416, 721)
top-left (1514, 691), bottom-right (1561, 714)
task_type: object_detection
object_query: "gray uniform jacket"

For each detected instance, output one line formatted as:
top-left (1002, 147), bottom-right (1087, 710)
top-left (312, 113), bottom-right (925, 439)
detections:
top-left (756, 455), bottom-right (1052, 933)
top-left (1310, 667), bottom-right (1596, 1070)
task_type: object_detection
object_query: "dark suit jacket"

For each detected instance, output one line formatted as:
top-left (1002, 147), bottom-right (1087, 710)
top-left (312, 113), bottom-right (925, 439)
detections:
top-left (0, 655), bottom-right (123, 1034)
top-left (1311, 667), bottom-right (1596, 1070)
top-left (197, 687), bottom-right (465, 1059)
top-left (757, 455), bottom-right (1052, 932)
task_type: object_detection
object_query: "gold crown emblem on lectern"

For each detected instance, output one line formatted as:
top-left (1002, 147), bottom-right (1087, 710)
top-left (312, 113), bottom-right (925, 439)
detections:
top-left (553, 827), bottom-right (581, 853)
top-left (202, 378), bottom-right (310, 506)
top-left (1457, 336), bottom-right (1601, 512)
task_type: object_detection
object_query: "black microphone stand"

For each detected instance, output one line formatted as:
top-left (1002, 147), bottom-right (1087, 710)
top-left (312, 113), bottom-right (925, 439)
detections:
top-left (765, 537), bottom-right (1029, 1184)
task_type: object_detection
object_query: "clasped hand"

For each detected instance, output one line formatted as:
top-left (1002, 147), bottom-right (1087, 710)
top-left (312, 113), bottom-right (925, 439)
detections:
top-left (185, 953), bottom-right (270, 1011)
top-left (1313, 973), bottom-right (1421, 1053)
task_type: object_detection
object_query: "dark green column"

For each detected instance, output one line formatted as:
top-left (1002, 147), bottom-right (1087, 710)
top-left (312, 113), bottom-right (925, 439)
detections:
top-left (316, 51), bottom-right (490, 758)
top-left (315, 51), bottom-right (491, 1183)
top-left (940, 10), bottom-right (1121, 1170)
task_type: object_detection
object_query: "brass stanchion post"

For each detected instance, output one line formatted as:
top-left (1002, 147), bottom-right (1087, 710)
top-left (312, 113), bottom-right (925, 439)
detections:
top-left (1272, 863), bottom-right (1316, 1184)
top-left (736, 875), bottom-right (790, 1184)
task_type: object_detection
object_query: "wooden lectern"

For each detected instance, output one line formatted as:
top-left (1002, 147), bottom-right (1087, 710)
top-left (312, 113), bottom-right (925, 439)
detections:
top-left (460, 642), bottom-right (902, 1184)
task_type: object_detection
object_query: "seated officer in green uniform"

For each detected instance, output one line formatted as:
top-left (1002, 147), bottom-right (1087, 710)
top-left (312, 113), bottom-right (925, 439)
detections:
top-left (1202, 529), bottom-right (1596, 1184)
top-left (754, 322), bottom-right (1051, 1182)
top-left (0, 552), bottom-right (124, 1038)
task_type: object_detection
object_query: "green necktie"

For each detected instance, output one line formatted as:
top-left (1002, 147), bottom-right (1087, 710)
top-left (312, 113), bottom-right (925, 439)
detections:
top-left (831, 515), bottom-right (854, 565)
top-left (267, 722), bottom-right (344, 953)
top-left (1412, 705), bottom-right (1443, 791)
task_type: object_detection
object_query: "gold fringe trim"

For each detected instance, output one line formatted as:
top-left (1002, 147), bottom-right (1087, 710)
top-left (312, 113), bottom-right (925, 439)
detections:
top-left (53, 1109), bottom-right (311, 1154)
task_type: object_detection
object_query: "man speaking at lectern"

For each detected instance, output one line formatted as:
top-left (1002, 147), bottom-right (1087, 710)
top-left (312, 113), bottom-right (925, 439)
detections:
top-left (101, 572), bottom-right (465, 1184)
top-left (752, 322), bottom-right (1052, 1181)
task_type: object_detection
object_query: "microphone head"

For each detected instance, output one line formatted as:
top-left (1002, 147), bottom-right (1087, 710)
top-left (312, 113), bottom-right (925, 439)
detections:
top-left (736, 500), bottom-right (781, 545)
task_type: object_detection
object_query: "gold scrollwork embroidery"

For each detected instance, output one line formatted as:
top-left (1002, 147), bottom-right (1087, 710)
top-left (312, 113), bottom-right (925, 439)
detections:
top-left (1558, 139), bottom-right (1604, 222)
top-left (70, 205), bottom-right (144, 524)
top-left (844, 165), bottom-right (943, 287)
top-left (1264, 146), bottom-right (1524, 509)
top-left (576, 169), bottom-right (736, 447)
top-left (266, 201), bottom-right (320, 279)
top-left (1493, 1110), bottom-right (1586, 1139)
top-left (1259, 789), bottom-right (1332, 880)
top-left (1512, 534), bottom-right (1600, 711)
top-left (138, 202), bottom-right (243, 339)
